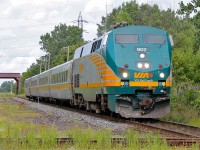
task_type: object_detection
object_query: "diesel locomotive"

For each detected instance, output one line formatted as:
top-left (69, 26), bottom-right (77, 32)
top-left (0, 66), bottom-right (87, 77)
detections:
top-left (25, 25), bottom-right (173, 118)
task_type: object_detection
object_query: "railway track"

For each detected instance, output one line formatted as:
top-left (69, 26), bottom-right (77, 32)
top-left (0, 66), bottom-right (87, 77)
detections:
top-left (143, 120), bottom-right (200, 138)
top-left (1, 137), bottom-right (198, 147)
top-left (7, 97), bottom-right (200, 146)
top-left (49, 137), bottom-right (200, 147)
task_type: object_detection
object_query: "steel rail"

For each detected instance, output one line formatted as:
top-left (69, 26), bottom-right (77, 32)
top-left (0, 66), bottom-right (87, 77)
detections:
top-left (147, 120), bottom-right (200, 138)
top-left (0, 137), bottom-right (199, 147)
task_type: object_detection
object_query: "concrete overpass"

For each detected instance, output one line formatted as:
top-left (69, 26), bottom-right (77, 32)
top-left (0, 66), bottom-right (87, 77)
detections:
top-left (0, 73), bottom-right (21, 94)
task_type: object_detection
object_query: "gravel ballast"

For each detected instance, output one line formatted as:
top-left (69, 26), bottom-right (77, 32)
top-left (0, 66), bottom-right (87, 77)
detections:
top-left (11, 97), bottom-right (133, 135)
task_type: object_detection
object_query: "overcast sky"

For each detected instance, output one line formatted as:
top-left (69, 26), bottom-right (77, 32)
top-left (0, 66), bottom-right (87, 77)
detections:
top-left (0, 0), bottom-right (191, 84)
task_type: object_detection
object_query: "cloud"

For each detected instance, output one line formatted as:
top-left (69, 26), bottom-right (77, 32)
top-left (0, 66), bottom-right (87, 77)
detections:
top-left (32, 11), bottom-right (46, 21)
top-left (0, 29), bottom-right (15, 37)
top-left (1, 7), bottom-right (12, 16)
top-left (10, 0), bottom-right (27, 7)
top-left (48, 10), bottom-right (59, 18)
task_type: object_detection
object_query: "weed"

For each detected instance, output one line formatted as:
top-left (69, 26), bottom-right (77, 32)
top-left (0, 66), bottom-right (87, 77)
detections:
top-left (125, 129), bottom-right (139, 149)
top-left (188, 118), bottom-right (200, 127)
top-left (0, 93), bottom-right (15, 98)
top-left (0, 95), bottom-right (198, 149)
top-left (18, 102), bottom-right (26, 109)
top-left (38, 125), bottom-right (58, 149)
top-left (163, 82), bottom-right (200, 125)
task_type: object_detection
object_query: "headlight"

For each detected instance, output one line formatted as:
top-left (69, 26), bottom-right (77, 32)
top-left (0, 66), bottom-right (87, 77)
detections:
top-left (140, 53), bottom-right (145, 59)
top-left (122, 72), bottom-right (128, 78)
top-left (144, 63), bottom-right (150, 69)
top-left (137, 63), bottom-right (143, 68)
top-left (159, 72), bottom-right (165, 78)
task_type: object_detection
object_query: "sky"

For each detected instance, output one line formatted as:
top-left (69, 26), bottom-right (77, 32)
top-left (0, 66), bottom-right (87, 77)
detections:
top-left (0, 0), bottom-right (191, 85)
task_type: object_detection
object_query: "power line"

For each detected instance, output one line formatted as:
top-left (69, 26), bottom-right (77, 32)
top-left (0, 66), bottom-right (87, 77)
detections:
top-left (0, 20), bottom-right (97, 42)
top-left (72, 11), bottom-right (89, 37)
top-left (0, 63), bottom-right (34, 64)
top-left (0, 36), bottom-right (39, 41)
top-left (1, 56), bottom-right (42, 58)
top-left (0, 44), bottom-right (39, 50)
top-left (0, 20), bottom-right (74, 30)
top-left (0, 19), bottom-right (98, 31)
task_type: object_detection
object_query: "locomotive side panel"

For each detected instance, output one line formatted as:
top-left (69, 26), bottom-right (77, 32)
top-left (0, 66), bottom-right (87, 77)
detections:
top-left (73, 54), bottom-right (102, 102)
top-left (72, 39), bottom-right (108, 102)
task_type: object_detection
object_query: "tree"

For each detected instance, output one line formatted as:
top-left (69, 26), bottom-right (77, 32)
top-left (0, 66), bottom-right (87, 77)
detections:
top-left (39, 24), bottom-right (84, 67)
top-left (0, 81), bottom-right (14, 93)
top-left (97, 1), bottom-right (181, 37)
top-left (97, 1), bottom-right (200, 84)
top-left (115, 11), bottom-right (134, 25)
top-left (20, 24), bottom-right (85, 93)
top-left (53, 42), bottom-right (84, 66)
top-left (178, 0), bottom-right (200, 52)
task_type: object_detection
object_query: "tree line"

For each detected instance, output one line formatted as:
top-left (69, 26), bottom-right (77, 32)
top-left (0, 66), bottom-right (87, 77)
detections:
top-left (1, 1), bottom-right (200, 112)
top-left (0, 81), bottom-right (16, 93)
top-left (20, 0), bottom-right (200, 85)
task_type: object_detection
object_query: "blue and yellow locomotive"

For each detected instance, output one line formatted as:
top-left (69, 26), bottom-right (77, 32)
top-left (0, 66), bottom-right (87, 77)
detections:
top-left (25, 25), bottom-right (173, 118)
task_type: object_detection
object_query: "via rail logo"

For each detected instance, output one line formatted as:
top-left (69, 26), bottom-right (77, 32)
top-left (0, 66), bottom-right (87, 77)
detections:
top-left (134, 72), bottom-right (150, 78)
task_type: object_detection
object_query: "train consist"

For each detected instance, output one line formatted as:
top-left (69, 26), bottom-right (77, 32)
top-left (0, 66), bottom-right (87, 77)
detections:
top-left (25, 25), bottom-right (173, 118)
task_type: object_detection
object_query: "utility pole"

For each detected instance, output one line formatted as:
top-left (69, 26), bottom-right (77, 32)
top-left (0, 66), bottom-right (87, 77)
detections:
top-left (48, 53), bottom-right (51, 70)
top-left (73, 11), bottom-right (88, 37)
top-left (105, 3), bottom-right (107, 32)
top-left (78, 12), bottom-right (83, 30)
top-left (63, 46), bottom-right (70, 62)
top-left (10, 82), bottom-right (12, 94)
top-left (40, 63), bottom-right (42, 73)
top-left (105, 3), bottom-right (112, 33)
top-left (44, 55), bottom-right (47, 71)
top-left (67, 46), bottom-right (69, 61)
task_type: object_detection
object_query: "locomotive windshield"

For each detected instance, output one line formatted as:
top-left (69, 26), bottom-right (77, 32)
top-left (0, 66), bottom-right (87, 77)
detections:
top-left (115, 34), bottom-right (139, 44)
top-left (142, 34), bottom-right (166, 44)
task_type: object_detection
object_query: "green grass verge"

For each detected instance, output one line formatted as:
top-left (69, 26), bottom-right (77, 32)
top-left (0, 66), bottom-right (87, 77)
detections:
top-left (0, 93), bottom-right (16, 98)
top-left (0, 98), bottom-right (198, 149)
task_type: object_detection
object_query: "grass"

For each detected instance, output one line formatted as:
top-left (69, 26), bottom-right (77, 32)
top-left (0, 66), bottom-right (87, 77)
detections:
top-left (0, 93), bottom-right (199, 149)
top-left (162, 107), bottom-right (200, 127)
top-left (188, 118), bottom-right (200, 126)
top-left (0, 101), bottom-right (41, 120)
top-left (162, 82), bottom-right (200, 127)
top-left (2, 124), bottom-right (199, 150)
top-left (162, 104), bottom-right (200, 125)
top-left (0, 93), bottom-right (16, 98)
top-left (0, 93), bottom-right (25, 99)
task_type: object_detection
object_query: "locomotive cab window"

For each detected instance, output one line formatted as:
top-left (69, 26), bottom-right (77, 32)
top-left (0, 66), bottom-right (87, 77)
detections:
top-left (142, 34), bottom-right (166, 44)
top-left (80, 47), bottom-right (84, 57)
top-left (115, 34), bottom-right (139, 44)
top-left (91, 39), bottom-right (102, 53)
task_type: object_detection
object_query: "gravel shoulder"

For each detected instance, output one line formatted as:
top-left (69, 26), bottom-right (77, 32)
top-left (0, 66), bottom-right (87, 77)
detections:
top-left (7, 97), bottom-right (134, 135)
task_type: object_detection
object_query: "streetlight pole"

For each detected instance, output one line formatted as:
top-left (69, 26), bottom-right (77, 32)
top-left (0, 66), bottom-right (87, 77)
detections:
top-left (40, 63), bottom-right (42, 73)
top-left (67, 46), bottom-right (69, 61)
top-left (44, 56), bottom-right (47, 71)
top-left (48, 53), bottom-right (51, 70)
top-left (10, 82), bottom-right (12, 94)
top-left (105, 3), bottom-right (112, 33)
